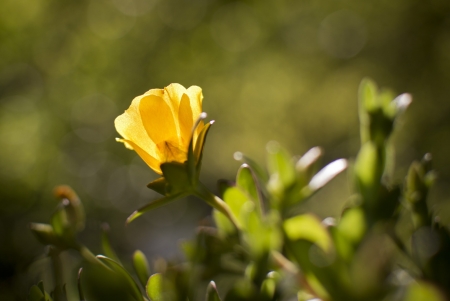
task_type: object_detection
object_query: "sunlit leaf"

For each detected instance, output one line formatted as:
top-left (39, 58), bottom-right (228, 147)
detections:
top-left (133, 250), bottom-right (150, 288)
top-left (234, 151), bottom-right (269, 183)
top-left (146, 273), bottom-right (163, 301)
top-left (236, 163), bottom-right (264, 215)
top-left (223, 186), bottom-right (250, 228)
top-left (403, 281), bottom-right (446, 301)
top-left (283, 214), bottom-right (332, 252)
top-left (308, 159), bottom-right (347, 191)
top-left (266, 141), bottom-right (296, 189)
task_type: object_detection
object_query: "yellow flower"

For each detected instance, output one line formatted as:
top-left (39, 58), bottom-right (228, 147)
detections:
top-left (115, 83), bottom-right (204, 174)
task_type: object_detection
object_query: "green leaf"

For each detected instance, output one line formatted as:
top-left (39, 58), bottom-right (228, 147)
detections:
top-left (260, 276), bottom-right (276, 300)
top-left (193, 120), bottom-right (214, 175)
top-left (29, 223), bottom-right (60, 247)
top-left (213, 209), bottom-right (235, 236)
top-left (358, 78), bottom-right (378, 144)
top-left (133, 250), bottom-right (150, 288)
top-left (96, 255), bottom-right (144, 301)
top-left (295, 146), bottom-right (323, 185)
top-left (146, 273), bottom-right (163, 301)
top-left (187, 113), bottom-right (209, 181)
top-left (337, 207), bottom-right (366, 245)
top-left (266, 141), bottom-right (296, 189)
top-left (234, 151), bottom-right (269, 183)
top-left (236, 164), bottom-right (264, 215)
top-left (29, 285), bottom-right (45, 301)
top-left (223, 187), bottom-right (251, 228)
top-left (403, 281), bottom-right (446, 301)
top-left (283, 214), bottom-right (332, 252)
top-left (101, 223), bottom-right (121, 264)
top-left (147, 177), bottom-right (168, 195)
top-left (308, 159), bottom-right (347, 193)
top-left (50, 207), bottom-right (70, 237)
top-left (206, 281), bottom-right (222, 301)
top-left (354, 141), bottom-right (384, 204)
top-left (160, 162), bottom-right (191, 194)
top-left (126, 193), bottom-right (188, 224)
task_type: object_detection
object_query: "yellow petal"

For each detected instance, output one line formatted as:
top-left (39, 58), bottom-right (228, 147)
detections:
top-left (186, 85), bottom-right (203, 119)
top-left (178, 93), bottom-right (194, 149)
top-left (114, 95), bottom-right (158, 159)
top-left (139, 94), bottom-right (178, 146)
top-left (119, 138), bottom-right (163, 174)
top-left (163, 83), bottom-right (188, 114)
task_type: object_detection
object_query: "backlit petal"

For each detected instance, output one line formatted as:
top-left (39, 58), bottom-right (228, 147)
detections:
top-left (178, 93), bottom-right (194, 149)
top-left (163, 83), bottom-right (188, 114)
top-left (186, 85), bottom-right (203, 120)
top-left (115, 95), bottom-right (158, 158)
top-left (139, 94), bottom-right (178, 145)
top-left (119, 139), bottom-right (163, 174)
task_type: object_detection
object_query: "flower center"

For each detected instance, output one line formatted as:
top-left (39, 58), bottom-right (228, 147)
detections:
top-left (157, 140), bottom-right (187, 163)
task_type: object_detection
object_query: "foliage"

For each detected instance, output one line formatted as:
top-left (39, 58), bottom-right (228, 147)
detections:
top-left (26, 80), bottom-right (450, 301)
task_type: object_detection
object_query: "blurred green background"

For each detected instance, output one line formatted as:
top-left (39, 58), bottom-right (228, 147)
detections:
top-left (1, 0), bottom-right (450, 299)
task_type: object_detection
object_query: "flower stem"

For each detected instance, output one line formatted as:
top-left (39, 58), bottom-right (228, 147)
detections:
top-left (49, 247), bottom-right (64, 301)
top-left (194, 182), bottom-right (241, 231)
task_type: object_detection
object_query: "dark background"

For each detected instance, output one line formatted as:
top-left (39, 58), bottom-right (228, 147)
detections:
top-left (1, 0), bottom-right (450, 299)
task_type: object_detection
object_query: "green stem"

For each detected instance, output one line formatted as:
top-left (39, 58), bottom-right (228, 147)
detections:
top-left (49, 247), bottom-right (64, 301)
top-left (194, 182), bottom-right (242, 231)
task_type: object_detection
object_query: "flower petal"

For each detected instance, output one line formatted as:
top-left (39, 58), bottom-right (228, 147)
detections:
top-left (163, 83), bottom-right (188, 114)
top-left (118, 138), bottom-right (162, 174)
top-left (139, 94), bottom-right (178, 146)
top-left (178, 93), bottom-right (194, 149)
top-left (186, 85), bottom-right (203, 120)
top-left (115, 95), bottom-right (158, 158)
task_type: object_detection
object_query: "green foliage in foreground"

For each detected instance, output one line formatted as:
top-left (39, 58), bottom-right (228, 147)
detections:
top-left (29, 79), bottom-right (450, 301)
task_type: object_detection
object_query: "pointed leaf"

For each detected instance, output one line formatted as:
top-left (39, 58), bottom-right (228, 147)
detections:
top-left (234, 151), bottom-right (269, 183)
top-left (77, 268), bottom-right (85, 301)
top-left (308, 159), bottom-right (347, 192)
top-left (188, 112), bottom-right (208, 181)
top-left (266, 141), bottom-right (296, 188)
top-left (29, 285), bottom-right (45, 301)
top-left (101, 223), bottom-right (121, 264)
top-left (194, 120), bottom-right (214, 174)
top-left (147, 177), bottom-right (168, 195)
top-left (30, 223), bottom-right (60, 247)
top-left (223, 187), bottom-right (250, 228)
top-left (236, 164), bottom-right (264, 215)
top-left (213, 209), bottom-right (235, 236)
top-left (359, 78), bottom-right (378, 144)
top-left (96, 255), bottom-right (144, 301)
top-left (296, 146), bottom-right (323, 185)
top-left (133, 250), bottom-right (150, 288)
top-left (127, 193), bottom-right (187, 224)
top-left (206, 281), bottom-right (222, 301)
